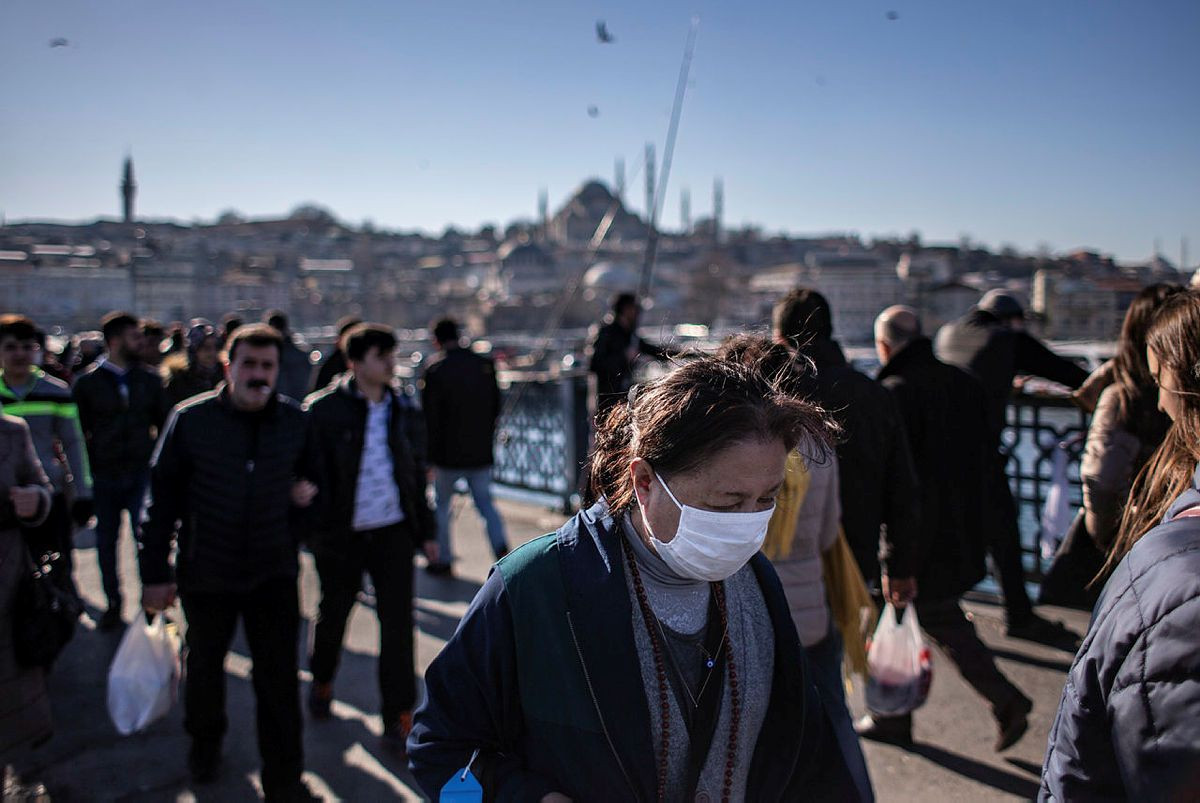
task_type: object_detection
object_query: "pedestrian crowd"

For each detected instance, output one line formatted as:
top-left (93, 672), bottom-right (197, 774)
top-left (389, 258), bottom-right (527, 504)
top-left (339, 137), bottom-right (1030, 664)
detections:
top-left (0, 285), bottom-right (1197, 802)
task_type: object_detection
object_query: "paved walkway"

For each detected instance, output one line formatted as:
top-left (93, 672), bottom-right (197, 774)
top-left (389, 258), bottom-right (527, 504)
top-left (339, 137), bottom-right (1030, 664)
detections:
top-left (10, 496), bottom-right (1088, 801)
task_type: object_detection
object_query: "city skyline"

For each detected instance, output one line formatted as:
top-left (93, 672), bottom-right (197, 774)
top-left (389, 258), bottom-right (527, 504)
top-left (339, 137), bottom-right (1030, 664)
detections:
top-left (3, 0), bottom-right (1198, 263)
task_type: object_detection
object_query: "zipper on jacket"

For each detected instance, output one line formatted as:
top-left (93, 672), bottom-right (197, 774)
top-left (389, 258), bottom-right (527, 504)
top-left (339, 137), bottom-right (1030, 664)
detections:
top-left (566, 610), bottom-right (641, 802)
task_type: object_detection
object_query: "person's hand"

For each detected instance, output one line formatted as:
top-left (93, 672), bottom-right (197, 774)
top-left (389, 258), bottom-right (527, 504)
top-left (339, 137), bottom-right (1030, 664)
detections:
top-left (882, 575), bottom-right (918, 608)
top-left (10, 487), bottom-right (40, 520)
top-left (71, 498), bottom-right (95, 528)
top-left (422, 540), bottom-right (440, 564)
top-left (291, 479), bottom-right (318, 508)
top-left (142, 583), bottom-right (177, 613)
top-left (540, 794), bottom-right (573, 803)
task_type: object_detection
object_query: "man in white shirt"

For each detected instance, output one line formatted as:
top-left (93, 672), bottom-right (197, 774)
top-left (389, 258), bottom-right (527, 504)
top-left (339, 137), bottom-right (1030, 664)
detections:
top-left (303, 324), bottom-right (438, 755)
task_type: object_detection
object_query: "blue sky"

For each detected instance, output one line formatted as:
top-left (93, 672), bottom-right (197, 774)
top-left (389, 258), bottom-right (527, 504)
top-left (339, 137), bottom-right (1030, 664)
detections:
top-left (2, 0), bottom-right (1197, 263)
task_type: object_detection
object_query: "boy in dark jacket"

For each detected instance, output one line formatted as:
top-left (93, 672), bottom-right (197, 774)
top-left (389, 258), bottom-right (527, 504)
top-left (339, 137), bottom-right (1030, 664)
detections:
top-left (72, 311), bottom-right (166, 629)
top-left (139, 324), bottom-right (320, 802)
top-left (304, 323), bottom-right (439, 754)
top-left (772, 288), bottom-right (920, 589)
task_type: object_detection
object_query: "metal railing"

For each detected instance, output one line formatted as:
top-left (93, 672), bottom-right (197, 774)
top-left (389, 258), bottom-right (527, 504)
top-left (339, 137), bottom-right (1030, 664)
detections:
top-left (492, 371), bottom-right (590, 511)
top-left (492, 374), bottom-right (1092, 583)
top-left (1002, 394), bottom-right (1090, 581)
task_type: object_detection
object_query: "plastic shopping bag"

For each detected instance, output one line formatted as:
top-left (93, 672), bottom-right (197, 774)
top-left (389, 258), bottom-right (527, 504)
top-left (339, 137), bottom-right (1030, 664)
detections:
top-left (1040, 442), bottom-right (1074, 560)
top-left (107, 614), bottom-right (181, 735)
top-left (864, 603), bottom-right (932, 716)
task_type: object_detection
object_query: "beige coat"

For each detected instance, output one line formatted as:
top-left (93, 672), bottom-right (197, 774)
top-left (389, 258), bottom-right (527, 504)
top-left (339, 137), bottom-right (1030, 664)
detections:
top-left (773, 449), bottom-right (841, 647)
top-left (0, 413), bottom-right (54, 758)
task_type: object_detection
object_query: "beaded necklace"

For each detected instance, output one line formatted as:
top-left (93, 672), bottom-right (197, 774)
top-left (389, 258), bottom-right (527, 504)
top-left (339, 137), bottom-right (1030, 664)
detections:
top-left (621, 535), bottom-right (741, 803)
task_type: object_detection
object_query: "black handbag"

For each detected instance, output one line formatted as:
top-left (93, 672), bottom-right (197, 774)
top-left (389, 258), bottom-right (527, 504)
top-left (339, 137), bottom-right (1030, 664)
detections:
top-left (1037, 510), bottom-right (1104, 612)
top-left (13, 548), bottom-right (82, 668)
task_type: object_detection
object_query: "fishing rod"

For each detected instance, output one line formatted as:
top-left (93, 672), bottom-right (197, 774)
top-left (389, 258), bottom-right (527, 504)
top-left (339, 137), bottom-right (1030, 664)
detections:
top-left (638, 16), bottom-right (700, 301)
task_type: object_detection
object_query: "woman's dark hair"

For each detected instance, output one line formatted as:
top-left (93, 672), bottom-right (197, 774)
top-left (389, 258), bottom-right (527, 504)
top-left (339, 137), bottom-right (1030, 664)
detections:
top-left (1104, 290), bottom-right (1200, 579)
top-left (342, 323), bottom-right (398, 362)
top-left (587, 347), bottom-right (837, 517)
top-left (1109, 282), bottom-right (1184, 439)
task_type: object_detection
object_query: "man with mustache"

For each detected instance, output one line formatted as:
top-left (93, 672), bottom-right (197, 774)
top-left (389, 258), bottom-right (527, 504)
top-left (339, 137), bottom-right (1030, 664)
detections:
top-left (139, 323), bottom-right (320, 802)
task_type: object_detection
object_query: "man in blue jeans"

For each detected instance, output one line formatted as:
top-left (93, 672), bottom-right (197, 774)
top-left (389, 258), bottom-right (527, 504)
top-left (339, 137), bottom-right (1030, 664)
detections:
top-left (419, 318), bottom-right (507, 576)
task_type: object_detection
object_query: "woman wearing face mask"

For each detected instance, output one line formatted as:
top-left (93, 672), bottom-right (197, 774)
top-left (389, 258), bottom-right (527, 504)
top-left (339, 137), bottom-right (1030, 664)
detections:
top-left (408, 353), bottom-right (861, 802)
top-left (1040, 290), bottom-right (1200, 802)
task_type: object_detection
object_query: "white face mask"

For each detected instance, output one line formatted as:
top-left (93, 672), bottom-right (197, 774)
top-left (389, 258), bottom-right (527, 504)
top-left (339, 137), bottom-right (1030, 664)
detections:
top-left (639, 470), bottom-right (775, 582)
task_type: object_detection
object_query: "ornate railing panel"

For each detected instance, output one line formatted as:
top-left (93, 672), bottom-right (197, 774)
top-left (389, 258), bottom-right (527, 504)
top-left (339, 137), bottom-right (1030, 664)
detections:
top-left (492, 372), bottom-right (590, 510)
top-left (1002, 394), bottom-right (1090, 581)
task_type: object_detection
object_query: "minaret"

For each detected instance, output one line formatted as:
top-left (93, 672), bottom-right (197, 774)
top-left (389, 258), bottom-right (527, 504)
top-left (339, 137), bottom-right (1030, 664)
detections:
top-left (538, 188), bottom-right (548, 227)
top-left (121, 155), bottom-right (136, 223)
top-left (680, 188), bottom-right (691, 234)
top-left (614, 157), bottom-right (626, 201)
top-left (712, 176), bottom-right (724, 246)
top-left (645, 143), bottom-right (656, 227)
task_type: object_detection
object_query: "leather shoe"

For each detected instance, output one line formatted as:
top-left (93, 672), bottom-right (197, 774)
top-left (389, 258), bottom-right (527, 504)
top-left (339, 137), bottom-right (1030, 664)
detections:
top-left (307, 682), bottom-right (333, 720)
top-left (188, 740), bottom-right (221, 785)
top-left (994, 695), bottom-right (1033, 751)
top-left (1006, 614), bottom-right (1081, 650)
top-left (854, 713), bottom-right (913, 745)
top-left (98, 607), bottom-right (123, 632)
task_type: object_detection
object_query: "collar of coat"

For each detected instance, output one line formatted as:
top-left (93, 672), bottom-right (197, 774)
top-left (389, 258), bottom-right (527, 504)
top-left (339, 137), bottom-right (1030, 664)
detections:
top-left (876, 336), bottom-right (937, 381)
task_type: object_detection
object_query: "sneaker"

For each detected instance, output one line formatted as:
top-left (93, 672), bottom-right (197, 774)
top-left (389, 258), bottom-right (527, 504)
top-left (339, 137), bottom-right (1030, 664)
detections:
top-left (1006, 614), bottom-right (1081, 650)
top-left (853, 713), bottom-right (913, 746)
top-left (98, 607), bottom-right (123, 632)
top-left (307, 682), bottom-right (333, 720)
top-left (994, 695), bottom-right (1033, 751)
top-left (424, 562), bottom-right (453, 578)
top-left (188, 740), bottom-right (221, 785)
top-left (381, 711), bottom-right (414, 758)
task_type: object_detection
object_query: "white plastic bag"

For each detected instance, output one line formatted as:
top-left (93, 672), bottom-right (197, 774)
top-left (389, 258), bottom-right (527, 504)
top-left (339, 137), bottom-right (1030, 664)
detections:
top-left (1040, 442), bottom-right (1073, 560)
top-left (107, 614), bottom-right (181, 735)
top-left (864, 603), bottom-right (932, 716)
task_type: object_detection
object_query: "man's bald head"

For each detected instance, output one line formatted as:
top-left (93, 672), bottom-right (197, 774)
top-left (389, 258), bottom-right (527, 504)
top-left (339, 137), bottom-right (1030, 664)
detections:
top-left (874, 305), bottom-right (922, 365)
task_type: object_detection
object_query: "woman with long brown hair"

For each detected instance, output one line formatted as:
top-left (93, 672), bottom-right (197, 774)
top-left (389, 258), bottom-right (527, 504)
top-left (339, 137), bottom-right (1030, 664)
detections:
top-left (1039, 283), bottom-right (1183, 609)
top-left (408, 352), bottom-right (864, 802)
top-left (1040, 290), bottom-right (1200, 801)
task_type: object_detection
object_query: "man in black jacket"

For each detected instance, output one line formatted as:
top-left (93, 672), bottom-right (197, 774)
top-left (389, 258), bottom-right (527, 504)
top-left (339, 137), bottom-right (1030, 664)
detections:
top-left (587, 293), bottom-right (672, 418)
top-left (72, 311), bottom-right (166, 630)
top-left (310, 315), bottom-right (362, 394)
top-left (419, 318), bottom-right (507, 577)
top-left (772, 288), bottom-right (920, 589)
top-left (139, 324), bottom-right (319, 802)
top-left (935, 290), bottom-right (1089, 642)
top-left (859, 306), bottom-right (1033, 750)
top-left (305, 323), bottom-right (439, 754)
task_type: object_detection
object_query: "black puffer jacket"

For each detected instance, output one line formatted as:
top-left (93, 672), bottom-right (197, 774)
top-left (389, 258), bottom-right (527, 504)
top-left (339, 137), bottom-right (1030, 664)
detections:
top-left (137, 386), bottom-right (317, 594)
top-left (72, 361), bottom-right (167, 478)
top-left (305, 376), bottom-right (436, 555)
top-left (795, 337), bottom-right (919, 584)
top-left (1039, 514), bottom-right (1200, 801)
top-left (877, 338), bottom-right (990, 600)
